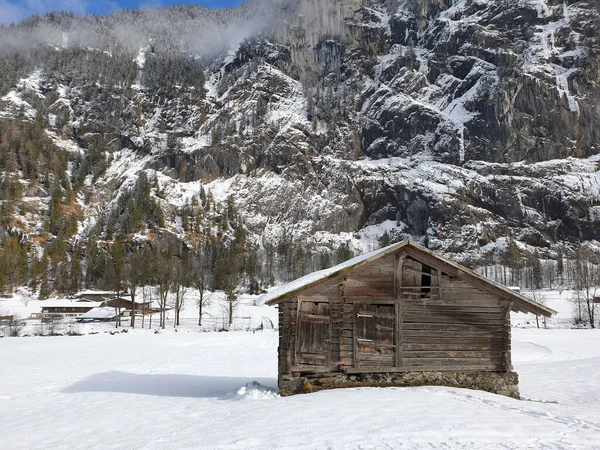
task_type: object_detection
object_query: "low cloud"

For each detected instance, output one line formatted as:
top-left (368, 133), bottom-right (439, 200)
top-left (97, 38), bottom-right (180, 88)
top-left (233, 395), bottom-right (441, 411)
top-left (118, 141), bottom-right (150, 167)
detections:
top-left (0, 0), bottom-right (292, 60)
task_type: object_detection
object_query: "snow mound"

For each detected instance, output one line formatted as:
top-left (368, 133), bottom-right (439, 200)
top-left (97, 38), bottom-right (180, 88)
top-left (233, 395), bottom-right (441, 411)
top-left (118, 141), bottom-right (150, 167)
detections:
top-left (230, 381), bottom-right (278, 400)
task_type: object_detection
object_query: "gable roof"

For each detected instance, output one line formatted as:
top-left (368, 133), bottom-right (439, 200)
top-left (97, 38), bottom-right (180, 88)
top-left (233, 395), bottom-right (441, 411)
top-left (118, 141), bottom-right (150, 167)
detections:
top-left (257, 241), bottom-right (556, 318)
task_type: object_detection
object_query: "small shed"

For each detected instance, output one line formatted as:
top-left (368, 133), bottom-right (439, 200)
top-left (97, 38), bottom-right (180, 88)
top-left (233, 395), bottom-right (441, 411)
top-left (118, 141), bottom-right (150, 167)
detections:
top-left (258, 241), bottom-right (555, 398)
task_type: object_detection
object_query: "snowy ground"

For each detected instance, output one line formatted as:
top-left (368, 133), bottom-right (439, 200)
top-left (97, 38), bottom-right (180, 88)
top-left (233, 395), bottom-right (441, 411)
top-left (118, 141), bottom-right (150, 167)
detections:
top-left (1, 289), bottom-right (598, 448)
top-left (0, 326), bottom-right (599, 449)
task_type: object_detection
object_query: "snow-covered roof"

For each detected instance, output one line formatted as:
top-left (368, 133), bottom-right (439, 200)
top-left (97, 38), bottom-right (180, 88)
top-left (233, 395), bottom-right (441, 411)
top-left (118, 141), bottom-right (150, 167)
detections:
top-left (78, 307), bottom-right (117, 320)
top-left (257, 241), bottom-right (410, 306)
top-left (257, 241), bottom-right (556, 317)
top-left (101, 297), bottom-right (144, 305)
top-left (76, 290), bottom-right (121, 297)
top-left (41, 300), bottom-right (102, 309)
top-left (0, 299), bottom-right (43, 318)
top-left (77, 290), bottom-right (114, 295)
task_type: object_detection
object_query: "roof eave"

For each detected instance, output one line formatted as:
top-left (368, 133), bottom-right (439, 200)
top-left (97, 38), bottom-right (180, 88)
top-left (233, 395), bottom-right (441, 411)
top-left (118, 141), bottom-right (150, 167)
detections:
top-left (511, 299), bottom-right (556, 318)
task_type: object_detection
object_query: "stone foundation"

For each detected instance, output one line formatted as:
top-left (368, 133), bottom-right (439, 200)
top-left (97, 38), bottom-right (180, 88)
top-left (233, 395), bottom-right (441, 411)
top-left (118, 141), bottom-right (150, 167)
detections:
top-left (279, 371), bottom-right (520, 399)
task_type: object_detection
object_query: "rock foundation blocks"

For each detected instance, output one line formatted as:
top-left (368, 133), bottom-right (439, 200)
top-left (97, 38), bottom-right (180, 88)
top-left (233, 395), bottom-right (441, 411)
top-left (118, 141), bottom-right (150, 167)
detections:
top-left (279, 371), bottom-right (520, 399)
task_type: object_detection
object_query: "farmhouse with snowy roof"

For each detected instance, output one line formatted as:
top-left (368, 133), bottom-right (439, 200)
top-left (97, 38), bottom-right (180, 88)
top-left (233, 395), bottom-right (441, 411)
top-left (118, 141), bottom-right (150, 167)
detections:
top-left (258, 241), bottom-right (555, 398)
top-left (41, 299), bottom-right (102, 320)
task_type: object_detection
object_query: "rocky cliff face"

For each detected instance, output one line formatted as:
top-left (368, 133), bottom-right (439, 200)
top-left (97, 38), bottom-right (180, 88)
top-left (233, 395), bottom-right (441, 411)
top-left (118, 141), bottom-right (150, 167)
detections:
top-left (207, 0), bottom-right (600, 255)
top-left (1, 0), bottom-right (599, 289)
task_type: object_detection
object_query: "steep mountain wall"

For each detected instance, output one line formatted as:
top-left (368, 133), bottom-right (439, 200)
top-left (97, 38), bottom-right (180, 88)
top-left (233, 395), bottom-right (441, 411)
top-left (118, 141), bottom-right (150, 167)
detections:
top-left (0, 0), bottom-right (599, 293)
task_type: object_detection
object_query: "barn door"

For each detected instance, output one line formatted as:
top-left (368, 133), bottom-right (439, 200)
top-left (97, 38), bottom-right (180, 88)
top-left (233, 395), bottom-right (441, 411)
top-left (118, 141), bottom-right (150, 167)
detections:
top-left (355, 303), bottom-right (396, 368)
top-left (295, 301), bottom-right (331, 367)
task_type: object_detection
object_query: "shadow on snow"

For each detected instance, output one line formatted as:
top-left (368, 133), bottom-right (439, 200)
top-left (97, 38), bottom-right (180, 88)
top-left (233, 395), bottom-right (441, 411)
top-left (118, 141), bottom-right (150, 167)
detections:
top-left (63, 371), bottom-right (277, 399)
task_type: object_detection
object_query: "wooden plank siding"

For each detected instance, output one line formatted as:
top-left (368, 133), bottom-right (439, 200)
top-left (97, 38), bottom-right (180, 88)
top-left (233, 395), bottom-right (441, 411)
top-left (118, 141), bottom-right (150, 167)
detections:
top-left (278, 299), bottom-right (297, 375)
top-left (279, 250), bottom-right (512, 377)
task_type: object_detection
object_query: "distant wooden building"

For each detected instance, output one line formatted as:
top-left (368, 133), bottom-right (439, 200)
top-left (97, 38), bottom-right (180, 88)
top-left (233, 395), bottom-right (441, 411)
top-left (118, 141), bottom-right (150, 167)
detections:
top-left (41, 299), bottom-right (101, 319)
top-left (259, 241), bottom-right (555, 398)
top-left (75, 291), bottom-right (115, 302)
top-left (101, 298), bottom-right (152, 315)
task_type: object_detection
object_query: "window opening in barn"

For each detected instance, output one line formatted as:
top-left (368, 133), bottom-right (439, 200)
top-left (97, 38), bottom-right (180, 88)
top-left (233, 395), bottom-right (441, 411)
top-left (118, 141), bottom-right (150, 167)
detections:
top-left (421, 264), bottom-right (432, 293)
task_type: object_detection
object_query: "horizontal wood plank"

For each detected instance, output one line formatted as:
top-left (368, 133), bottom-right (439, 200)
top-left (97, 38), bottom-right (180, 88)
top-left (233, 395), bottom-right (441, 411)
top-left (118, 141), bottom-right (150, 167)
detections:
top-left (403, 350), bottom-right (497, 358)
top-left (402, 330), bottom-right (503, 338)
top-left (402, 323), bottom-right (505, 331)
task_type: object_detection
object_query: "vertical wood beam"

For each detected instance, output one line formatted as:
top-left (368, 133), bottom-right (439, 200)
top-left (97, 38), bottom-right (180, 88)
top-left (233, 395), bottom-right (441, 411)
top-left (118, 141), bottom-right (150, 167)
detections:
top-left (293, 296), bottom-right (301, 368)
top-left (395, 254), bottom-right (406, 369)
top-left (353, 301), bottom-right (358, 369)
top-left (395, 254), bottom-right (406, 299)
top-left (333, 277), bottom-right (346, 367)
top-left (278, 304), bottom-right (286, 376)
top-left (281, 299), bottom-right (297, 375)
top-left (504, 301), bottom-right (513, 371)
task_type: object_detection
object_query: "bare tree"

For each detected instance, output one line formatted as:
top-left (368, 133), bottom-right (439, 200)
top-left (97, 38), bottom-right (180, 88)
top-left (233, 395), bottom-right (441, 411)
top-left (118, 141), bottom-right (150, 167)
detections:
top-left (155, 249), bottom-right (173, 329)
top-left (36, 316), bottom-right (61, 336)
top-left (139, 247), bottom-right (155, 329)
top-left (8, 317), bottom-right (25, 336)
top-left (173, 284), bottom-right (188, 328)
top-left (125, 247), bottom-right (146, 328)
top-left (527, 290), bottom-right (548, 329)
top-left (215, 218), bottom-right (246, 330)
top-left (141, 285), bottom-right (149, 328)
top-left (570, 290), bottom-right (587, 325)
top-left (171, 258), bottom-right (189, 328)
top-left (556, 248), bottom-right (565, 294)
top-left (224, 287), bottom-right (239, 330)
top-left (107, 241), bottom-right (125, 328)
top-left (217, 246), bottom-right (242, 330)
top-left (192, 246), bottom-right (212, 327)
top-left (0, 315), bottom-right (25, 337)
top-left (572, 248), bottom-right (599, 328)
top-left (146, 286), bottom-right (156, 329)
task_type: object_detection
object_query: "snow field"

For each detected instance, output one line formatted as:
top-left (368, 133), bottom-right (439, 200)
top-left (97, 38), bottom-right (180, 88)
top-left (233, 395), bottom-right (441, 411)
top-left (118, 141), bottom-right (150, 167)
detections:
top-left (0, 326), bottom-right (599, 449)
top-left (1, 290), bottom-right (599, 449)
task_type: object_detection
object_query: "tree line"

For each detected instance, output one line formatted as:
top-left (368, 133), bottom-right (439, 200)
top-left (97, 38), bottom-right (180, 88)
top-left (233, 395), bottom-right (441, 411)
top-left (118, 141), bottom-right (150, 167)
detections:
top-left (472, 237), bottom-right (600, 328)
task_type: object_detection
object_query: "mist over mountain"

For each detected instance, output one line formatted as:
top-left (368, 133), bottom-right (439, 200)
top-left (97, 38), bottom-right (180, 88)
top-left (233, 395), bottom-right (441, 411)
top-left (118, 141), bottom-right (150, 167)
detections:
top-left (0, 0), bottom-right (599, 296)
top-left (0, 1), bottom-right (291, 56)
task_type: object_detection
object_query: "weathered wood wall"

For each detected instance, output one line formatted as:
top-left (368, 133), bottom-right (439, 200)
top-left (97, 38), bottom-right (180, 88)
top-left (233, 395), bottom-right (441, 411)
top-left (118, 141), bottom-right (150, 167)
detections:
top-left (400, 277), bottom-right (507, 372)
top-left (278, 251), bottom-right (512, 379)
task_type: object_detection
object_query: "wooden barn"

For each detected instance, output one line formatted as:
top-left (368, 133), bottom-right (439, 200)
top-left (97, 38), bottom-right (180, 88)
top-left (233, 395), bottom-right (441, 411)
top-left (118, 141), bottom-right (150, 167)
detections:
top-left (259, 241), bottom-right (555, 398)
